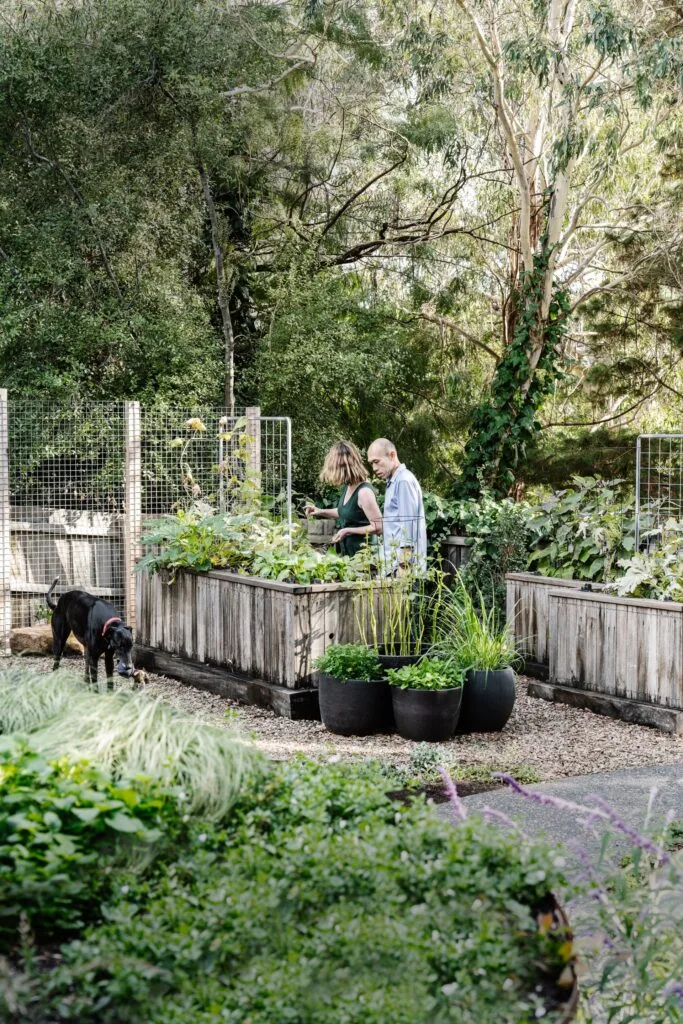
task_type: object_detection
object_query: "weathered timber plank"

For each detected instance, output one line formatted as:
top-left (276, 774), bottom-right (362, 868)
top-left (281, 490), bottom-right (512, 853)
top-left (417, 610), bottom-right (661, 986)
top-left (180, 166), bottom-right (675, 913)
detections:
top-left (293, 592), bottom-right (312, 683)
top-left (528, 680), bottom-right (683, 736)
top-left (506, 573), bottom-right (607, 671)
top-left (134, 645), bottom-right (320, 720)
top-left (250, 582), bottom-right (265, 679)
top-left (548, 587), bottom-right (683, 710)
top-left (136, 570), bottom-right (394, 691)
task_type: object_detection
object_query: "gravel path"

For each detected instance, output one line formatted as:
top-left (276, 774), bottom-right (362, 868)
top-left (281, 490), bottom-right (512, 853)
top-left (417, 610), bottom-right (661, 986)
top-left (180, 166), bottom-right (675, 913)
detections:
top-left (8, 655), bottom-right (683, 781)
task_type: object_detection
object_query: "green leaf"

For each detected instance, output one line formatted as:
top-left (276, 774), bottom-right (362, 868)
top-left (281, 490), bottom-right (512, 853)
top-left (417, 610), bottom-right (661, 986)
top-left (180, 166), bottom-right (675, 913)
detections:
top-left (72, 806), bottom-right (101, 823)
top-left (107, 813), bottom-right (144, 834)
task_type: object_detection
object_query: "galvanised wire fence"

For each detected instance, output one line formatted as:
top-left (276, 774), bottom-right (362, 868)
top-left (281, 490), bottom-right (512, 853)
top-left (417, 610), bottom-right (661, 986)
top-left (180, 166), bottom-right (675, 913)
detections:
top-left (140, 407), bottom-right (291, 525)
top-left (0, 397), bottom-right (290, 650)
top-left (635, 434), bottom-right (683, 549)
top-left (7, 399), bottom-right (127, 637)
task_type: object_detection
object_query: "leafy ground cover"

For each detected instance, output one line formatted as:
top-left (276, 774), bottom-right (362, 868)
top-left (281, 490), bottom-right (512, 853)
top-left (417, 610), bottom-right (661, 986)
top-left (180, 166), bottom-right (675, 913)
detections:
top-left (4, 759), bottom-right (573, 1024)
top-left (2, 669), bottom-right (683, 1022)
top-left (0, 670), bottom-right (579, 1024)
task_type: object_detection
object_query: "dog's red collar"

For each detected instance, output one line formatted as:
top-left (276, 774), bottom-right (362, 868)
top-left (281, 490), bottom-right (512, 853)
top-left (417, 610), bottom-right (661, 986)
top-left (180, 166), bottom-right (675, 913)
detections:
top-left (102, 617), bottom-right (122, 637)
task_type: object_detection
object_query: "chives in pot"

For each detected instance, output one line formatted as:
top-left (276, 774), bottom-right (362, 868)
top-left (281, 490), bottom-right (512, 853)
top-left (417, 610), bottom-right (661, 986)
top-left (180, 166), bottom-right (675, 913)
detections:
top-left (432, 577), bottom-right (519, 734)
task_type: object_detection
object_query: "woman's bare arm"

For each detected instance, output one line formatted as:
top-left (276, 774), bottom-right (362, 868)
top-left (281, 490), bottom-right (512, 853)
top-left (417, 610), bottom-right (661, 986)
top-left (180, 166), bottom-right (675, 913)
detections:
top-left (358, 487), bottom-right (383, 535)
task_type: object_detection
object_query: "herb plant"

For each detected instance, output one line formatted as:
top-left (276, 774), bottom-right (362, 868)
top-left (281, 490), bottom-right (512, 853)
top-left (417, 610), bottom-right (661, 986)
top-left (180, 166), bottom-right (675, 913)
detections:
top-left (611, 520), bottom-right (683, 601)
top-left (387, 657), bottom-right (464, 690)
top-left (314, 644), bottom-right (383, 681)
top-left (137, 509), bottom-right (377, 585)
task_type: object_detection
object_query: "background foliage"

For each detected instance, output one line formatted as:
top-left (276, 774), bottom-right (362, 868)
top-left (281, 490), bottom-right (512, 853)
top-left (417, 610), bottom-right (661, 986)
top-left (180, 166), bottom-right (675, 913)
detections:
top-left (2, 0), bottom-right (679, 496)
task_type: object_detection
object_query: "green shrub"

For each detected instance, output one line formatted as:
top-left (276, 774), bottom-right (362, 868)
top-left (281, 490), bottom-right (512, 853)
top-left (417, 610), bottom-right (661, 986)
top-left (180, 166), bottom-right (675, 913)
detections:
top-left (0, 737), bottom-right (185, 947)
top-left (458, 497), bottom-right (531, 617)
top-left (526, 476), bottom-right (635, 582)
top-left (314, 643), bottom-right (382, 681)
top-left (21, 761), bottom-right (572, 1024)
top-left (387, 657), bottom-right (464, 690)
top-left (423, 491), bottom-right (532, 616)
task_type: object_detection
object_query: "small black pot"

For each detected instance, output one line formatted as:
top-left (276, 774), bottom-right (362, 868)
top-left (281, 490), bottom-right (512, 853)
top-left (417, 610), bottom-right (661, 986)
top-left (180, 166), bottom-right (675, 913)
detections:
top-left (457, 667), bottom-right (516, 734)
top-left (391, 685), bottom-right (462, 742)
top-left (317, 675), bottom-right (392, 736)
top-left (375, 644), bottom-right (430, 673)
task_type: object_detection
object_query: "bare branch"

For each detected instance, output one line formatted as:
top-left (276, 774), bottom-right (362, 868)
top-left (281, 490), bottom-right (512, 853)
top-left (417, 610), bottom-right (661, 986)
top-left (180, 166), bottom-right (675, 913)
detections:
top-left (319, 154), bottom-right (407, 239)
top-left (220, 57), bottom-right (315, 99)
top-left (401, 309), bottom-right (501, 361)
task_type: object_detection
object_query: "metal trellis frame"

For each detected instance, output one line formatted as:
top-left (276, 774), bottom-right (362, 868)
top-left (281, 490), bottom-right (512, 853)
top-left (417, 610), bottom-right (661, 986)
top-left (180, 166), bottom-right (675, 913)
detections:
top-left (0, 398), bottom-right (293, 652)
top-left (635, 433), bottom-right (683, 550)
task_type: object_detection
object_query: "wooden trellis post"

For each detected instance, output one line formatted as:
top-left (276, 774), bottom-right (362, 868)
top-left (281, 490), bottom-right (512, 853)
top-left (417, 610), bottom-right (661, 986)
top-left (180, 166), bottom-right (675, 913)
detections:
top-left (245, 405), bottom-right (261, 483)
top-left (123, 401), bottom-right (142, 629)
top-left (0, 390), bottom-right (10, 654)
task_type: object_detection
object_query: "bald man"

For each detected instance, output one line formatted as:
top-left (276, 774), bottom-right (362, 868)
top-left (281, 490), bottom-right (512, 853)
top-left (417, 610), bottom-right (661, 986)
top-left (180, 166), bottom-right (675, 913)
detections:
top-left (367, 439), bottom-right (427, 575)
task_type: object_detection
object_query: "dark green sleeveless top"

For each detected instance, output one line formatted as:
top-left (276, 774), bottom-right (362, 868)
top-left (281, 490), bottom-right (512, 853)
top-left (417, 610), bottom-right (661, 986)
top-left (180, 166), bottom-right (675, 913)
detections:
top-left (336, 482), bottom-right (374, 557)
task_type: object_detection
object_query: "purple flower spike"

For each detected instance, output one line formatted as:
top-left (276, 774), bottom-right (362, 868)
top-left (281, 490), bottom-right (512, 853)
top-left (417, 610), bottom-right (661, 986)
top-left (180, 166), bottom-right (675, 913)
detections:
top-left (481, 805), bottom-right (526, 835)
top-left (664, 981), bottom-right (683, 1007)
top-left (493, 773), bottom-right (610, 821)
top-left (588, 796), bottom-right (671, 866)
top-left (438, 766), bottom-right (468, 822)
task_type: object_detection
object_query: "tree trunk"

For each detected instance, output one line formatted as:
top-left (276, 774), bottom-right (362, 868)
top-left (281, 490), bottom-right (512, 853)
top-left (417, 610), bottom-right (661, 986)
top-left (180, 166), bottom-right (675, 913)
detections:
top-left (196, 159), bottom-right (235, 413)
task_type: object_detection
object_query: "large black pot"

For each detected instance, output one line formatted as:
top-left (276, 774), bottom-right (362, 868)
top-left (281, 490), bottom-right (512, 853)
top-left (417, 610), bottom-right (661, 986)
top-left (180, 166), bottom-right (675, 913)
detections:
top-left (391, 686), bottom-right (462, 742)
top-left (457, 667), bottom-right (516, 734)
top-left (317, 675), bottom-right (392, 736)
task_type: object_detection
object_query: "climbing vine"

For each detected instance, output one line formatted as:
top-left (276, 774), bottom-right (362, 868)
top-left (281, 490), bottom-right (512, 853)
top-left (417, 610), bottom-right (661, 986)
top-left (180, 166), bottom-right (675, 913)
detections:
top-left (459, 247), bottom-right (570, 498)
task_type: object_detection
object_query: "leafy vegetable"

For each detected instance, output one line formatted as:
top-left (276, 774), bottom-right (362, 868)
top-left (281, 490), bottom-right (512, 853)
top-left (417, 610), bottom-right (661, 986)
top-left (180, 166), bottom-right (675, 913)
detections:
top-left (314, 643), bottom-right (383, 681)
top-left (387, 657), bottom-right (464, 690)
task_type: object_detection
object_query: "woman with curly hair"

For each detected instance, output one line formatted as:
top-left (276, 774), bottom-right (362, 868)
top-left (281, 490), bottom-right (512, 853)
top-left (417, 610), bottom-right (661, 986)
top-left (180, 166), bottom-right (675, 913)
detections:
top-left (304, 441), bottom-right (382, 557)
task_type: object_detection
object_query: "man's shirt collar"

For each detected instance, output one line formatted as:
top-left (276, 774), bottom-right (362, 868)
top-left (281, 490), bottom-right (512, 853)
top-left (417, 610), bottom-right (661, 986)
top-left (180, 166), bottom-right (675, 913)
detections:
top-left (386, 463), bottom-right (406, 486)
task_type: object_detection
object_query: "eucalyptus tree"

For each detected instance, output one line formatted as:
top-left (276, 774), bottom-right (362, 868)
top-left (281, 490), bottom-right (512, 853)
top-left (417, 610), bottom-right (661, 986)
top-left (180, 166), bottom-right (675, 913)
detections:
top-left (437, 0), bottom-right (683, 493)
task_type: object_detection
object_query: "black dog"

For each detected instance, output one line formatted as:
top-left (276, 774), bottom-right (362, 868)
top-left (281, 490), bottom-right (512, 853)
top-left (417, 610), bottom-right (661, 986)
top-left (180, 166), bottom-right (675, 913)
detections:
top-left (47, 577), bottom-right (135, 688)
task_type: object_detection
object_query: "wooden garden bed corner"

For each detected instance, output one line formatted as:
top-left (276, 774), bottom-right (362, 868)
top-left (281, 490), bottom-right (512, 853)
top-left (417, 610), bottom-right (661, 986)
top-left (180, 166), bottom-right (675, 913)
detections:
top-left (507, 572), bottom-right (683, 735)
top-left (135, 568), bottom-right (387, 720)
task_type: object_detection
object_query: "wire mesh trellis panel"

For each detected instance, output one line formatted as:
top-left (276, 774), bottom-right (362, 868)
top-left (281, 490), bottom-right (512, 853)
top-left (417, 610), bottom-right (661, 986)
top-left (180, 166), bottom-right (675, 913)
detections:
top-left (6, 400), bottom-right (127, 630)
top-left (635, 434), bottom-right (683, 549)
top-left (140, 407), bottom-right (292, 531)
top-left (0, 399), bottom-right (291, 651)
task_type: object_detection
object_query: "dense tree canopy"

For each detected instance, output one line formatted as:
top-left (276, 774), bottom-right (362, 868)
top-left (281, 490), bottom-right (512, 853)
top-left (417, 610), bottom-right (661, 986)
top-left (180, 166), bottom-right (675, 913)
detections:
top-left (0, 0), bottom-right (681, 495)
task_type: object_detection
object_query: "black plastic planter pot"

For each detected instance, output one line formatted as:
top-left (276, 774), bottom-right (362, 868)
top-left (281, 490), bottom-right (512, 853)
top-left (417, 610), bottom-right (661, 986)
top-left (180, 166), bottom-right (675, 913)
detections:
top-left (391, 686), bottom-right (462, 742)
top-left (457, 667), bottom-right (516, 734)
top-left (317, 675), bottom-right (392, 736)
top-left (376, 644), bottom-right (430, 673)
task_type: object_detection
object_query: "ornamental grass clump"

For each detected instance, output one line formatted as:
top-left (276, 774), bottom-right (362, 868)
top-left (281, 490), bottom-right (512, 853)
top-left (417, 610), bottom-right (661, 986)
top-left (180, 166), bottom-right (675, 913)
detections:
top-left (0, 670), bottom-right (261, 821)
top-left (432, 575), bottom-right (519, 673)
top-left (0, 669), bottom-right (81, 734)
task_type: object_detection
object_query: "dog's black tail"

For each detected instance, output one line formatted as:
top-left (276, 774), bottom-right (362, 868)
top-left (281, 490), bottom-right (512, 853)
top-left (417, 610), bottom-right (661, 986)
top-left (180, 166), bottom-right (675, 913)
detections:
top-left (46, 576), bottom-right (60, 611)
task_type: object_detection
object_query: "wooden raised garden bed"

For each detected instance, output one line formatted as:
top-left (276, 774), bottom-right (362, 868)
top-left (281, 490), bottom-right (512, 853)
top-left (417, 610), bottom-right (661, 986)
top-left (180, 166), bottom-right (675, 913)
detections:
top-left (135, 568), bottom-right (387, 720)
top-left (507, 572), bottom-right (683, 734)
top-left (505, 572), bottom-right (605, 678)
